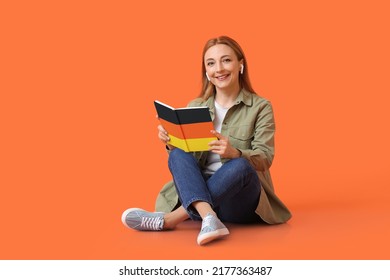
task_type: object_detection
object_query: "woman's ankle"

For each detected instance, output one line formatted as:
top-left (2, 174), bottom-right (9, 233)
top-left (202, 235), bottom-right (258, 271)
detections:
top-left (163, 215), bottom-right (180, 230)
top-left (163, 211), bottom-right (189, 229)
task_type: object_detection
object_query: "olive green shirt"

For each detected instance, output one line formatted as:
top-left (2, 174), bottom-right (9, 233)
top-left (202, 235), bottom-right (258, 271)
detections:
top-left (155, 89), bottom-right (292, 224)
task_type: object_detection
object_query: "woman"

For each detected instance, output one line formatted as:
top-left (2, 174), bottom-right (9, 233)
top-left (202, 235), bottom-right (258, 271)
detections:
top-left (122, 36), bottom-right (291, 245)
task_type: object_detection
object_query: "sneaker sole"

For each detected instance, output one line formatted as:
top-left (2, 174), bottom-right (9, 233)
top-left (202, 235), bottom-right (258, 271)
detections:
top-left (197, 228), bottom-right (230, 245)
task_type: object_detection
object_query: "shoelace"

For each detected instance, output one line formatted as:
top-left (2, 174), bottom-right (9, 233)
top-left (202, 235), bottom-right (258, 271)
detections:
top-left (201, 214), bottom-right (216, 231)
top-left (140, 216), bottom-right (163, 230)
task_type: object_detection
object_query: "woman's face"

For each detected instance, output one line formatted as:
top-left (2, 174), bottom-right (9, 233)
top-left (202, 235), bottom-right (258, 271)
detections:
top-left (204, 44), bottom-right (243, 93)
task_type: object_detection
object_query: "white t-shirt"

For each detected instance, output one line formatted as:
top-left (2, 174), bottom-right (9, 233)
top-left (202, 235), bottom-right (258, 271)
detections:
top-left (203, 101), bottom-right (229, 175)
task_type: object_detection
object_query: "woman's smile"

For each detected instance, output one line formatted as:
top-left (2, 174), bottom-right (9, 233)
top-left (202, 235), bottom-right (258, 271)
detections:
top-left (215, 74), bottom-right (230, 81)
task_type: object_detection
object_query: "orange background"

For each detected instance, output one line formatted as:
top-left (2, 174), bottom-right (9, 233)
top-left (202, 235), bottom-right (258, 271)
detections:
top-left (1, 0), bottom-right (389, 259)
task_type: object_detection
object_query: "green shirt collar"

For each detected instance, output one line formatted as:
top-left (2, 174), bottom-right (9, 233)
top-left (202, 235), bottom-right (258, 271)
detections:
top-left (205, 88), bottom-right (253, 108)
top-left (235, 88), bottom-right (253, 107)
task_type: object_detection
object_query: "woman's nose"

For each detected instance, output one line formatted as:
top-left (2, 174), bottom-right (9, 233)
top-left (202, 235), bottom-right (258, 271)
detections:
top-left (216, 61), bottom-right (224, 72)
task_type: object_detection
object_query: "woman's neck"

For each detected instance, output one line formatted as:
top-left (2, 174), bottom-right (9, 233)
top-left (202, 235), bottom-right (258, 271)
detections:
top-left (215, 87), bottom-right (241, 108)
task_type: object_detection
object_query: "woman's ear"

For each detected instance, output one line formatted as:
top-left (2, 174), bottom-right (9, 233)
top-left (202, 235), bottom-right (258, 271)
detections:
top-left (239, 59), bottom-right (244, 74)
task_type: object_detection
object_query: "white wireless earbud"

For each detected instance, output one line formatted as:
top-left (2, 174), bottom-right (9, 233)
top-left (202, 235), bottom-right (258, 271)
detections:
top-left (205, 72), bottom-right (210, 81)
top-left (240, 64), bottom-right (244, 74)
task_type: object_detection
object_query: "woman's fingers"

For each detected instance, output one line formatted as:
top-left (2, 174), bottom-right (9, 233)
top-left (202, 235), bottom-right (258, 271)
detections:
top-left (157, 125), bottom-right (170, 143)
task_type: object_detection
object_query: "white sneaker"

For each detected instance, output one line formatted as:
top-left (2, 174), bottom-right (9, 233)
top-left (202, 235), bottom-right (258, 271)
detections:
top-left (197, 213), bottom-right (229, 245)
top-left (121, 208), bottom-right (165, 231)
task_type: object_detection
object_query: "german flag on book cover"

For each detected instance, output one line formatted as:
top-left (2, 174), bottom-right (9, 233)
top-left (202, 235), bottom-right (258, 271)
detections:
top-left (154, 100), bottom-right (217, 152)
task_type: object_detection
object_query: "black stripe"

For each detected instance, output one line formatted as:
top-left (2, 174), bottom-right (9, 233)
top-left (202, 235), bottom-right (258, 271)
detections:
top-left (154, 101), bottom-right (180, 124)
top-left (175, 108), bottom-right (211, 124)
top-left (154, 101), bottom-right (211, 124)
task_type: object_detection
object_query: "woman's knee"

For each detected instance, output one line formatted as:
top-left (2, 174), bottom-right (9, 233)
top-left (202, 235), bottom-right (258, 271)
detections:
top-left (169, 148), bottom-right (188, 161)
top-left (228, 157), bottom-right (255, 174)
top-left (168, 149), bottom-right (196, 168)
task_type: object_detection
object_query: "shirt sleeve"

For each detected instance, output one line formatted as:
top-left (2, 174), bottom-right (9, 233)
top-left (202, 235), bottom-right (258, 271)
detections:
top-left (237, 100), bottom-right (275, 172)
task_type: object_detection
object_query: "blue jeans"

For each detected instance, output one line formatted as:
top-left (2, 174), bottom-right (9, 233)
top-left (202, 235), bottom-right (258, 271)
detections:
top-left (168, 148), bottom-right (263, 224)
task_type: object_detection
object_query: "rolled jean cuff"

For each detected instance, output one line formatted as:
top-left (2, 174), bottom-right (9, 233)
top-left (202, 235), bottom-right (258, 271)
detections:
top-left (183, 197), bottom-right (213, 221)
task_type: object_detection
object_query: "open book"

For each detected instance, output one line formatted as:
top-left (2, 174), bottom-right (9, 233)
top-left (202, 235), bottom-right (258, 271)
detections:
top-left (154, 100), bottom-right (217, 152)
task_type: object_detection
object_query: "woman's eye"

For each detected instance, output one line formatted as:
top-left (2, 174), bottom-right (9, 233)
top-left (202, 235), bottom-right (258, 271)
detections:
top-left (223, 58), bottom-right (231, 63)
top-left (207, 61), bottom-right (215, 66)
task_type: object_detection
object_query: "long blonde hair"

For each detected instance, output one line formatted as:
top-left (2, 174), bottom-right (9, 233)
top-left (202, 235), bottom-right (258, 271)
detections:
top-left (199, 36), bottom-right (255, 100)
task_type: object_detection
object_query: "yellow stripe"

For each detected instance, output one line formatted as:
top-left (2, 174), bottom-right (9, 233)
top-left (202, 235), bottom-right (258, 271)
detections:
top-left (168, 135), bottom-right (189, 152)
top-left (168, 135), bottom-right (216, 152)
top-left (186, 137), bottom-right (216, 152)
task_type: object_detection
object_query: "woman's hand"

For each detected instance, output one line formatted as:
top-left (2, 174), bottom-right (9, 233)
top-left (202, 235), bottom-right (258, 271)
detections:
top-left (208, 130), bottom-right (241, 159)
top-left (157, 117), bottom-right (175, 150)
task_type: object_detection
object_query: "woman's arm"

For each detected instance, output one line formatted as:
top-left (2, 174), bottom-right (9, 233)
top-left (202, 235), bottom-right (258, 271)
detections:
top-left (238, 101), bottom-right (275, 172)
